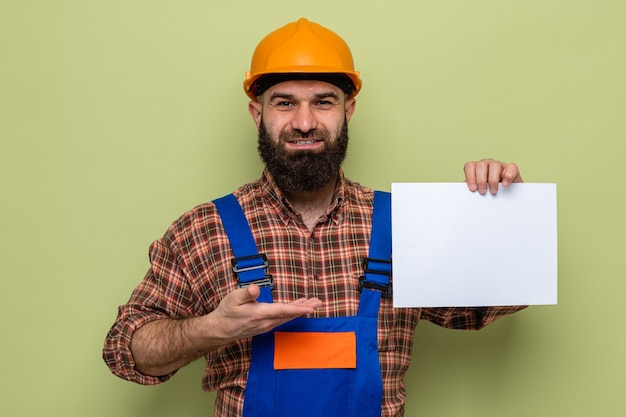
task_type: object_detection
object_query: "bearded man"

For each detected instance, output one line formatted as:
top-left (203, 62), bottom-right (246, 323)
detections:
top-left (103, 18), bottom-right (525, 417)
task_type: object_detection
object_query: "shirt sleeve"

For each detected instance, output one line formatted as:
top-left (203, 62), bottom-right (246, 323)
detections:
top-left (102, 233), bottom-right (200, 385)
top-left (419, 305), bottom-right (527, 330)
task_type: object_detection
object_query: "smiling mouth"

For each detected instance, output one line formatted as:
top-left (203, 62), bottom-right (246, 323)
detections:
top-left (290, 140), bottom-right (321, 145)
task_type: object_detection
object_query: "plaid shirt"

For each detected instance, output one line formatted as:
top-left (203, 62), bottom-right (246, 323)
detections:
top-left (103, 169), bottom-right (525, 417)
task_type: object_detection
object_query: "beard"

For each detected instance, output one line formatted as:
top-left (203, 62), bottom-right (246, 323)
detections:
top-left (257, 119), bottom-right (349, 193)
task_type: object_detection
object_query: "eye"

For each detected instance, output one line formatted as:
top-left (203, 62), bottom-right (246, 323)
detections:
top-left (315, 99), bottom-right (335, 109)
top-left (273, 100), bottom-right (295, 109)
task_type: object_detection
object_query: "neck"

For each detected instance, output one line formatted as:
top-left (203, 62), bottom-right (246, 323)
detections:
top-left (284, 176), bottom-right (338, 230)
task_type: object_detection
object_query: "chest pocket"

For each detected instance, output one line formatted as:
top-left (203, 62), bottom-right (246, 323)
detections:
top-left (274, 331), bottom-right (357, 369)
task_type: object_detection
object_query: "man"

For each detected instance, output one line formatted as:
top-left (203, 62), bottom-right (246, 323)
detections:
top-left (103, 18), bottom-right (525, 417)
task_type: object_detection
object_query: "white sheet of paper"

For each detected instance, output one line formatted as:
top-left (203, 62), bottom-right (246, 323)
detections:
top-left (391, 183), bottom-right (557, 307)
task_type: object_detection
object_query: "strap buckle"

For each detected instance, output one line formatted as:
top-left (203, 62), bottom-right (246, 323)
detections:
top-left (358, 257), bottom-right (392, 297)
top-left (232, 254), bottom-right (274, 290)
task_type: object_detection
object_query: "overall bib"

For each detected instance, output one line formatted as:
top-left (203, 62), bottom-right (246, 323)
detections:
top-left (213, 191), bottom-right (391, 417)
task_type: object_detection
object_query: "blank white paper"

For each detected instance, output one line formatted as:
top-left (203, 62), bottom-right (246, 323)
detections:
top-left (391, 183), bottom-right (557, 308)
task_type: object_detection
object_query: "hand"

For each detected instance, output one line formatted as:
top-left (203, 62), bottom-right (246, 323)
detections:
top-left (208, 284), bottom-right (323, 343)
top-left (464, 159), bottom-right (523, 195)
top-left (130, 285), bottom-right (321, 377)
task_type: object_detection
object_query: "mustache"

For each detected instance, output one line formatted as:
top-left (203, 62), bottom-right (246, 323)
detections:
top-left (280, 129), bottom-right (329, 141)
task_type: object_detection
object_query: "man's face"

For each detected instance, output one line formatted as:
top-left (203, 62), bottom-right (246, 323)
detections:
top-left (249, 80), bottom-right (356, 193)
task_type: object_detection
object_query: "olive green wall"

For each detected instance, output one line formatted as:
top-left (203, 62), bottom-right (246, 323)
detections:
top-left (1, 1), bottom-right (624, 416)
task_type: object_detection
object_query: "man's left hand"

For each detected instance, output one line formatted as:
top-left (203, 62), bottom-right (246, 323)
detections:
top-left (464, 159), bottom-right (523, 195)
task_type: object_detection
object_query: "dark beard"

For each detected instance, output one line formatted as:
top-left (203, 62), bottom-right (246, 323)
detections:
top-left (257, 119), bottom-right (349, 193)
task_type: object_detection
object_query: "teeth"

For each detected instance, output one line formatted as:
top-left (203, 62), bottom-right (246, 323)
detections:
top-left (294, 140), bottom-right (316, 145)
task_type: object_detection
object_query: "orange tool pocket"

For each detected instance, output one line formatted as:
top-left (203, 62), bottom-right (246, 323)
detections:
top-left (274, 331), bottom-right (357, 370)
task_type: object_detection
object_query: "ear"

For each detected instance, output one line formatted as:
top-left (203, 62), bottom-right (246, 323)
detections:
top-left (344, 98), bottom-right (356, 123)
top-left (248, 100), bottom-right (263, 129)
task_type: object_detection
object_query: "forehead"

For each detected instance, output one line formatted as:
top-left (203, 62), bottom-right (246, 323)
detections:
top-left (263, 79), bottom-right (344, 100)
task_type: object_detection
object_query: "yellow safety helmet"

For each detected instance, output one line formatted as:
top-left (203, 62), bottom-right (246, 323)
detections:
top-left (244, 18), bottom-right (362, 100)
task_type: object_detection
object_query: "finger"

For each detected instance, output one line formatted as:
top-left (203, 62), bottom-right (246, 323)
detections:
top-left (260, 302), bottom-right (319, 321)
top-left (298, 297), bottom-right (323, 308)
top-left (501, 163), bottom-right (522, 187)
top-left (231, 284), bottom-right (260, 305)
top-left (474, 160), bottom-right (490, 195)
top-left (291, 297), bottom-right (323, 308)
top-left (488, 161), bottom-right (503, 195)
top-left (281, 297), bottom-right (323, 313)
top-left (464, 162), bottom-right (478, 192)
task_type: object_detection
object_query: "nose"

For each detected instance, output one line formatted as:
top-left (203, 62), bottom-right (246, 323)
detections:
top-left (290, 105), bottom-right (318, 133)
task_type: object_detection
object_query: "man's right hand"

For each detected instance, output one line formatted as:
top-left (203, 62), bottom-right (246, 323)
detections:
top-left (205, 284), bottom-right (323, 344)
top-left (130, 285), bottom-right (322, 377)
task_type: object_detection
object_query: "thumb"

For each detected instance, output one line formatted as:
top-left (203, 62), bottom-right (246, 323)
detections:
top-left (237, 284), bottom-right (260, 304)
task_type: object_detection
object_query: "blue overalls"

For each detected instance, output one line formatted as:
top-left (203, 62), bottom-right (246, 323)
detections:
top-left (213, 191), bottom-right (392, 417)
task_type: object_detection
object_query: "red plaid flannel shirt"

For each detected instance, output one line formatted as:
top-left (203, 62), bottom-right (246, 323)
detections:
top-left (103, 169), bottom-right (525, 417)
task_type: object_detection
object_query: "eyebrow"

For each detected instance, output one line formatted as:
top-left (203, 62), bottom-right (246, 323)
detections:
top-left (268, 92), bottom-right (295, 101)
top-left (268, 91), bottom-right (340, 102)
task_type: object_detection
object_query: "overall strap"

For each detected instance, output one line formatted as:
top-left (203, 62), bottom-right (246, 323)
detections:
top-left (358, 190), bottom-right (392, 317)
top-left (213, 194), bottom-right (274, 303)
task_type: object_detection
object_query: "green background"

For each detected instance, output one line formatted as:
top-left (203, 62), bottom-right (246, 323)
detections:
top-left (1, 1), bottom-right (624, 416)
